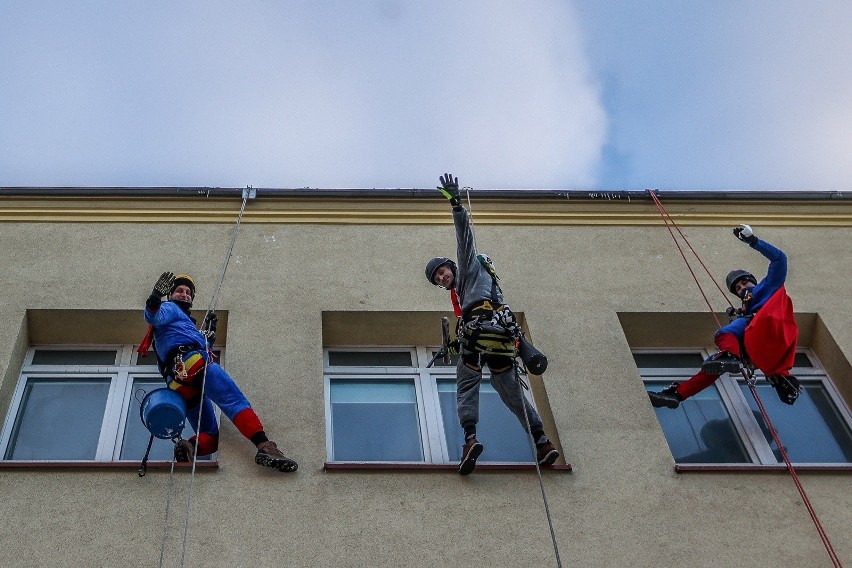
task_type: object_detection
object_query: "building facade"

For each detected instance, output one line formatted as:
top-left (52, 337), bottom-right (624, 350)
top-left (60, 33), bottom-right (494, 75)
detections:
top-left (0, 187), bottom-right (849, 567)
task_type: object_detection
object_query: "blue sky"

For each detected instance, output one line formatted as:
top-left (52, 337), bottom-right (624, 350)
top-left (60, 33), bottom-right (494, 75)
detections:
top-left (1, 1), bottom-right (850, 191)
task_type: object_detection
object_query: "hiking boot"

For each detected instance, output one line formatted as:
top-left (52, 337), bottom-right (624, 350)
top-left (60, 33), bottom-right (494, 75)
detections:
top-left (768, 374), bottom-right (801, 405)
top-left (174, 439), bottom-right (195, 462)
top-left (536, 442), bottom-right (559, 466)
top-left (255, 441), bottom-right (298, 473)
top-left (458, 438), bottom-right (484, 476)
top-left (648, 382), bottom-right (682, 409)
top-left (701, 352), bottom-right (742, 375)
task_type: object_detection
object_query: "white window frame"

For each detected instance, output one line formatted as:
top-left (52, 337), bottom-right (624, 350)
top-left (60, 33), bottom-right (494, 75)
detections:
top-left (638, 348), bottom-right (852, 466)
top-left (324, 345), bottom-right (538, 465)
top-left (0, 344), bottom-right (222, 464)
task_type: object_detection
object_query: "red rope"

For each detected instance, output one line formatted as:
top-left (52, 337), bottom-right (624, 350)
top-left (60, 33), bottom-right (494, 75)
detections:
top-left (649, 190), bottom-right (844, 568)
top-left (743, 374), bottom-right (844, 567)
top-left (647, 191), bottom-right (734, 324)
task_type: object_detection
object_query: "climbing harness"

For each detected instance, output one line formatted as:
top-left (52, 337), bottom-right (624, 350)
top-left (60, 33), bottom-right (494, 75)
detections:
top-left (154, 186), bottom-right (255, 568)
top-left (648, 190), bottom-right (844, 568)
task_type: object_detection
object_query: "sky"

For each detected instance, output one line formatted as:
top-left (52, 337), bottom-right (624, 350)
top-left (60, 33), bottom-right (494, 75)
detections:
top-left (1, 1), bottom-right (850, 191)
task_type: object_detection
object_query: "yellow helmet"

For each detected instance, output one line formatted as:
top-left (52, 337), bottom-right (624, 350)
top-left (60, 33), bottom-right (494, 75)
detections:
top-left (170, 274), bottom-right (196, 298)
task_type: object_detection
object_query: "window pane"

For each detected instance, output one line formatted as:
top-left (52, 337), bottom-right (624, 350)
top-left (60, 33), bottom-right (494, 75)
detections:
top-left (740, 382), bottom-right (852, 463)
top-left (792, 353), bottom-right (813, 368)
top-left (646, 382), bottom-right (750, 463)
top-left (328, 351), bottom-right (413, 367)
top-left (133, 351), bottom-right (160, 366)
top-left (31, 350), bottom-right (117, 366)
top-left (329, 379), bottom-right (423, 461)
top-left (633, 353), bottom-right (704, 369)
top-left (119, 379), bottom-right (205, 461)
top-left (438, 380), bottom-right (534, 463)
top-left (5, 378), bottom-right (111, 460)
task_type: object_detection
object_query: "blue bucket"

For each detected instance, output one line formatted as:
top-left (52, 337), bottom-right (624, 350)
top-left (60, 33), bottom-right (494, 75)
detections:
top-left (139, 388), bottom-right (187, 439)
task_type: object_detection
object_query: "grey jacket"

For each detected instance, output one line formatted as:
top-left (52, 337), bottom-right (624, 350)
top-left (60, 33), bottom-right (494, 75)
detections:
top-left (453, 205), bottom-right (505, 315)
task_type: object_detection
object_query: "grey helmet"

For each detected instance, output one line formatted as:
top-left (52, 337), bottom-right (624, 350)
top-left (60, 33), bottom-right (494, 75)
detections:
top-left (725, 269), bottom-right (757, 296)
top-left (425, 257), bottom-right (456, 286)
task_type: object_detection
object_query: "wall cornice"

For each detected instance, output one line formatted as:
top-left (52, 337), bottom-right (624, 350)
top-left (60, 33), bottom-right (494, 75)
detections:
top-left (0, 196), bottom-right (849, 226)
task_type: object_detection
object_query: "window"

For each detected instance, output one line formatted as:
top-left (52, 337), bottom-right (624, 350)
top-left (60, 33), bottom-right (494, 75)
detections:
top-left (324, 347), bottom-right (540, 465)
top-left (638, 350), bottom-right (852, 467)
top-left (0, 345), bottom-right (216, 464)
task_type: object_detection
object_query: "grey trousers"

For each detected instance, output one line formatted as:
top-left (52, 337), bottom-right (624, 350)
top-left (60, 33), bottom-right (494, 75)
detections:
top-left (456, 354), bottom-right (544, 435)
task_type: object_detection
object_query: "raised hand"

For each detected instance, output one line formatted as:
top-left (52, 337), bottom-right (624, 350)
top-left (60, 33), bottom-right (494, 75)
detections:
top-left (437, 172), bottom-right (460, 206)
top-left (152, 271), bottom-right (175, 297)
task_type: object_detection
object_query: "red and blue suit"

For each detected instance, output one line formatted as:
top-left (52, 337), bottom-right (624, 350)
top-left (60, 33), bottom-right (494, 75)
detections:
top-left (144, 301), bottom-right (267, 456)
top-left (675, 239), bottom-right (797, 400)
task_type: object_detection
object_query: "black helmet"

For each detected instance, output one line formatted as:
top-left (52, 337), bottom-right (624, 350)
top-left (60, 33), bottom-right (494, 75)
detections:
top-left (725, 269), bottom-right (757, 295)
top-left (425, 257), bottom-right (456, 286)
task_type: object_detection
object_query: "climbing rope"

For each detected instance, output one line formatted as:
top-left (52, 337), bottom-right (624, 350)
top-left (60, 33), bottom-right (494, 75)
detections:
top-left (463, 185), bottom-right (563, 567)
top-left (515, 360), bottom-right (563, 568)
top-left (742, 370), bottom-right (843, 567)
top-left (647, 190), bottom-right (734, 324)
top-left (159, 187), bottom-right (255, 568)
top-left (648, 190), bottom-right (843, 568)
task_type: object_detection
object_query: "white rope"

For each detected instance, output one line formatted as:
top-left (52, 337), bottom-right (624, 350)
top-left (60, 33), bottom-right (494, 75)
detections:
top-left (158, 189), bottom-right (252, 568)
top-left (463, 186), bottom-right (477, 251)
top-left (158, 459), bottom-right (178, 568)
top-left (515, 361), bottom-right (563, 568)
top-left (464, 183), bottom-right (562, 567)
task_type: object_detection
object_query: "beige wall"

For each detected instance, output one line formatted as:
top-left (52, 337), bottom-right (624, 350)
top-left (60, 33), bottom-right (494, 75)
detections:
top-left (0, 194), bottom-right (850, 567)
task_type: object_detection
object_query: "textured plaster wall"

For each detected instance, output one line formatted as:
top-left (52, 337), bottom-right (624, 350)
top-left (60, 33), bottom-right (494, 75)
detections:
top-left (0, 215), bottom-right (849, 568)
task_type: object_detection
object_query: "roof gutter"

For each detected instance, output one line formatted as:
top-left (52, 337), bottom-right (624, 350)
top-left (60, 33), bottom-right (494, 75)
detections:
top-left (0, 186), bottom-right (847, 201)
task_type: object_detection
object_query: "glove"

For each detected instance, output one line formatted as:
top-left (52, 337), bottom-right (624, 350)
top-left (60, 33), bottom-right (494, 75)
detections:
top-left (448, 339), bottom-right (460, 356)
top-left (733, 224), bottom-right (758, 245)
top-left (152, 271), bottom-right (176, 297)
top-left (202, 312), bottom-right (218, 332)
top-left (437, 173), bottom-right (461, 207)
top-left (201, 328), bottom-right (216, 345)
top-left (146, 271), bottom-right (175, 311)
top-left (725, 306), bottom-right (738, 321)
top-left (201, 312), bottom-right (218, 344)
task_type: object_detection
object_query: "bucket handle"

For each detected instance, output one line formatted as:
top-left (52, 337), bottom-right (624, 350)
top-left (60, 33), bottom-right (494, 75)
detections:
top-left (134, 388), bottom-right (148, 406)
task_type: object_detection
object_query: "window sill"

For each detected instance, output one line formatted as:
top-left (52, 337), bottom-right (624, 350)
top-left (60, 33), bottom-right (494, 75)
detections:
top-left (324, 462), bottom-right (572, 472)
top-left (676, 463), bottom-right (852, 473)
top-left (0, 460), bottom-right (219, 470)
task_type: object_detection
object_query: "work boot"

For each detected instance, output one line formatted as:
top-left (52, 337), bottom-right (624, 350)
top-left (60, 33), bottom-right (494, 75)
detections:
top-left (173, 439), bottom-right (195, 462)
top-left (768, 374), bottom-right (801, 405)
top-left (536, 442), bottom-right (559, 466)
top-left (648, 382), bottom-right (682, 409)
top-left (701, 352), bottom-right (742, 375)
top-left (255, 441), bottom-right (298, 473)
top-left (458, 438), bottom-right (484, 476)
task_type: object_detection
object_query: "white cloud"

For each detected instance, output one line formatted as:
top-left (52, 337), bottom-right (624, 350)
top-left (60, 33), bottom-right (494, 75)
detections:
top-left (0, 1), bottom-right (606, 189)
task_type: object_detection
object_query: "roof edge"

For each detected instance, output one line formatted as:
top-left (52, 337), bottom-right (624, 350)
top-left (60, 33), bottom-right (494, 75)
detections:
top-left (0, 186), bottom-right (847, 201)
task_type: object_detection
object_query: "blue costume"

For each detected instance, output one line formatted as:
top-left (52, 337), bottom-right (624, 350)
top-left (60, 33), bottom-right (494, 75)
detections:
top-left (145, 301), bottom-right (254, 452)
top-left (715, 239), bottom-right (787, 342)
top-left (141, 272), bottom-right (297, 471)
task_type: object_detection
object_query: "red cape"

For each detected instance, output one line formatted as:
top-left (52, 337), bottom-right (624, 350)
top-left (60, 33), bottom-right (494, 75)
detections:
top-left (744, 286), bottom-right (798, 376)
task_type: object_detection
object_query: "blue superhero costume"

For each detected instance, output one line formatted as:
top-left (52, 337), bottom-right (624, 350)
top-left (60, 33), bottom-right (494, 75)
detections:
top-left (145, 301), bottom-right (262, 456)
